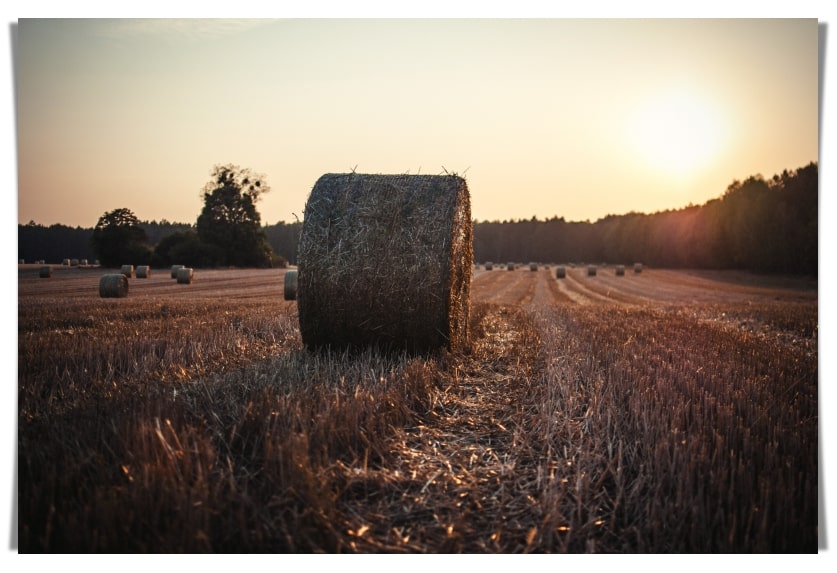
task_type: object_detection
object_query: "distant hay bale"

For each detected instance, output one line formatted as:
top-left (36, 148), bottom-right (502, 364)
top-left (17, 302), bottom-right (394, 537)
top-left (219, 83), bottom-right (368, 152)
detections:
top-left (176, 267), bottom-right (194, 284)
top-left (99, 274), bottom-right (128, 298)
top-left (170, 264), bottom-right (184, 278)
top-left (39, 265), bottom-right (53, 278)
top-left (634, 262), bottom-right (643, 273)
top-left (485, 262), bottom-right (493, 271)
top-left (18, 259), bottom-right (24, 264)
top-left (284, 269), bottom-right (298, 300)
top-left (555, 265), bottom-right (566, 279)
top-left (120, 265), bottom-right (134, 278)
top-left (80, 259), bottom-right (88, 266)
top-left (615, 264), bottom-right (625, 276)
top-left (587, 265), bottom-right (597, 276)
top-left (71, 258), bottom-right (79, 266)
top-left (62, 258), bottom-right (71, 266)
top-left (507, 263), bottom-right (515, 271)
top-left (297, 172), bottom-right (472, 353)
top-left (529, 262), bottom-right (538, 271)
top-left (136, 265), bottom-right (151, 278)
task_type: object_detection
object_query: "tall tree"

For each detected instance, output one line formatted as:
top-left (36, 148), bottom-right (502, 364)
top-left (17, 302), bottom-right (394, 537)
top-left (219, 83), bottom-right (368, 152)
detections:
top-left (90, 208), bottom-right (151, 267)
top-left (196, 164), bottom-right (274, 267)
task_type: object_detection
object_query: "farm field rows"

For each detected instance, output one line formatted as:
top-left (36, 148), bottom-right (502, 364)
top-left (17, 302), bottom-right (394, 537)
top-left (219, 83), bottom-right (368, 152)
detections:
top-left (17, 264), bottom-right (818, 552)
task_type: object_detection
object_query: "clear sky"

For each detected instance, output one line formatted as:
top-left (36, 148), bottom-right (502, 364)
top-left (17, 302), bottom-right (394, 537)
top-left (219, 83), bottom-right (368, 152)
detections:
top-left (14, 16), bottom-right (819, 228)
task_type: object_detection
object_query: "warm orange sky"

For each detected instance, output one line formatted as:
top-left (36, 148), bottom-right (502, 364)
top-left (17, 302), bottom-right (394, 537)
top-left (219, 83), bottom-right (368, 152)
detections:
top-left (13, 17), bottom-right (819, 228)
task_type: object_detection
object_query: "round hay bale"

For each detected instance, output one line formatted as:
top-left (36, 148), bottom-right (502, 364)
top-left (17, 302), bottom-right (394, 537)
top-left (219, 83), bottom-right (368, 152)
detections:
top-left (284, 269), bottom-right (298, 301)
top-left (176, 267), bottom-right (194, 284)
top-left (71, 258), bottom-right (79, 266)
top-left (170, 264), bottom-right (184, 278)
top-left (485, 262), bottom-right (493, 271)
top-left (120, 265), bottom-right (134, 278)
top-left (39, 265), bottom-right (53, 278)
top-left (18, 259), bottom-right (24, 265)
top-left (136, 265), bottom-right (151, 278)
top-left (62, 258), bottom-right (71, 266)
top-left (555, 265), bottom-right (566, 279)
top-left (297, 173), bottom-right (472, 353)
top-left (507, 263), bottom-right (515, 271)
top-left (634, 262), bottom-right (643, 273)
top-left (99, 274), bottom-right (128, 298)
top-left (587, 265), bottom-right (597, 276)
top-left (529, 262), bottom-right (538, 271)
top-left (615, 264), bottom-right (625, 276)
top-left (80, 259), bottom-right (88, 266)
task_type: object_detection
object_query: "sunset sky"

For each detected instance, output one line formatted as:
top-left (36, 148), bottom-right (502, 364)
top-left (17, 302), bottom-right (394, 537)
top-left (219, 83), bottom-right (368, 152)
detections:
top-left (12, 16), bottom-right (820, 229)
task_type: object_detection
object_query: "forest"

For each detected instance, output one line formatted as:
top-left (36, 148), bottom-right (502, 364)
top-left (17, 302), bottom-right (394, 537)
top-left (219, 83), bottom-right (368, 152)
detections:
top-left (18, 162), bottom-right (817, 276)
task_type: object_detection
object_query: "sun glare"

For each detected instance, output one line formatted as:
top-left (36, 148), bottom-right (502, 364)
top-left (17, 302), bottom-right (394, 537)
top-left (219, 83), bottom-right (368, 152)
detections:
top-left (628, 86), bottom-right (729, 180)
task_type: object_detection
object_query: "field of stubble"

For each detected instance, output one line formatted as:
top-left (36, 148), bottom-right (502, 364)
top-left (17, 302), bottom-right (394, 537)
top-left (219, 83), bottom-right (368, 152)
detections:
top-left (17, 263), bottom-right (818, 552)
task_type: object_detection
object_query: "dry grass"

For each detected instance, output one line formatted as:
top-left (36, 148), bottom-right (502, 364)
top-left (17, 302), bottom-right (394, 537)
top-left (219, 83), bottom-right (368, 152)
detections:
top-left (17, 270), bottom-right (817, 552)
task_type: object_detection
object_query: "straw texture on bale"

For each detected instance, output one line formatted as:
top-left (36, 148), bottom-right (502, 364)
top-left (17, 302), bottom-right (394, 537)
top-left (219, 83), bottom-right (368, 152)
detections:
top-left (176, 267), bottom-right (194, 284)
top-left (615, 264), bottom-right (625, 276)
top-left (297, 173), bottom-right (472, 353)
top-left (120, 265), bottom-right (134, 278)
top-left (555, 265), bottom-right (566, 279)
top-left (99, 274), bottom-right (128, 298)
top-left (588, 265), bottom-right (597, 276)
top-left (136, 265), bottom-right (151, 278)
top-left (634, 262), bottom-right (643, 273)
top-left (39, 265), bottom-right (53, 278)
top-left (284, 269), bottom-right (298, 301)
top-left (170, 265), bottom-right (184, 278)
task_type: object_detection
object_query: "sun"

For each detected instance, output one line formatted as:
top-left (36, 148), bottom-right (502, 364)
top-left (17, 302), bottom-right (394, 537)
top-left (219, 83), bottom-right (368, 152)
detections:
top-left (628, 86), bottom-right (729, 180)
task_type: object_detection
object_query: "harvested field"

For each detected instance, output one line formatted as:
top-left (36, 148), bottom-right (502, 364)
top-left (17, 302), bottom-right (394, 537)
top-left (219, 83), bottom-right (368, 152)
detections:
top-left (17, 265), bottom-right (818, 553)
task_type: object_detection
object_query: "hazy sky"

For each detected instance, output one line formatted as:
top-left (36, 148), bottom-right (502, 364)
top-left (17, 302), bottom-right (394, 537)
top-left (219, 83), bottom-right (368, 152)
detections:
top-left (14, 17), bottom-right (819, 228)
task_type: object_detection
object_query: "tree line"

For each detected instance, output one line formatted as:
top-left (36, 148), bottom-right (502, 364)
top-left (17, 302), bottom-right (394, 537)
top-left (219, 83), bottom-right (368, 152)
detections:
top-left (19, 162), bottom-right (817, 275)
top-left (474, 162), bottom-right (817, 275)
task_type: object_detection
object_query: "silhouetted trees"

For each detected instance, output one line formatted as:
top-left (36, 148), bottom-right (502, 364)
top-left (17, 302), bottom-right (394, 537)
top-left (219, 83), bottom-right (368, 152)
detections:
top-left (196, 164), bottom-right (274, 268)
top-left (19, 162), bottom-right (817, 275)
top-left (90, 208), bottom-right (152, 267)
top-left (472, 162), bottom-right (817, 276)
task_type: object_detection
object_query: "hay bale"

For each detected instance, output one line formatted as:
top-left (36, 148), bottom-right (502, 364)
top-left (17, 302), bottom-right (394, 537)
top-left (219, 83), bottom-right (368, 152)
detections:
top-left (634, 262), bottom-right (643, 273)
top-left (284, 269), bottom-right (298, 301)
top-left (485, 262), bottom-right (493, 271)
top-left (615, 264), bottom-right (625, 276)
top-left (555, 265), bottom-right (566, 279)
top-left (587, 265), bottom-right (597, 276)
top-left (176, 267), bottom-right (194, 284)
top-left (529, 262), bottom-right (538, 271)
top-left (71, 258), bottom-right (79, 266)
top-left (120, 265), bottom-right (134, 278)
top-left (507, 263), bottom-right (515, 271)
top-left (170, 264), bottom-right (184, 278)
top-left (80, 259), bottom-right (88, 266)
top-left (62, 258), bottom-right (70, 266)
top-left (39, 265), bottom-right (53, 278)
top-left (99, 274), bottom-right (128, 298)
top-left (18, 259), bottom-right (24, 264)
top-left (136, 265), bottom-right (151, 278)
top-left (297, 173), bottom-right (472, 353)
